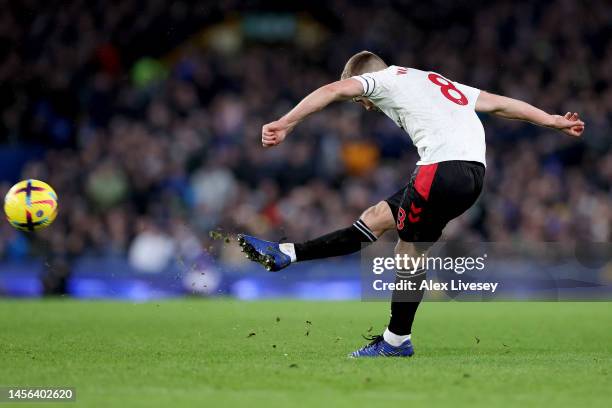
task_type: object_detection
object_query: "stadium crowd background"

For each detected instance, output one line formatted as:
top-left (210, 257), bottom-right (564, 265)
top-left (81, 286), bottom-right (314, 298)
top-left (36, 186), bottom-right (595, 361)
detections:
top-left (0, 0), bottom-right (610, 273)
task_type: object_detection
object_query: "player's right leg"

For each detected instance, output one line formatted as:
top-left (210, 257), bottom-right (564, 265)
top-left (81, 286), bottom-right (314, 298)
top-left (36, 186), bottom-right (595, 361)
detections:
top-left (237, 196), bottom-right (398, 271)
top-left (350, 239), bottom-right (422, 358)
top-left (351, 160), bottom-right (486, 357)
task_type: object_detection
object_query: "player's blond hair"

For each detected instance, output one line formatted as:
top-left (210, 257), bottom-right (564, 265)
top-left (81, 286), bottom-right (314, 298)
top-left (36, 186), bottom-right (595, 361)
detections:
top-left (341, 51), bottom-right (388, 80)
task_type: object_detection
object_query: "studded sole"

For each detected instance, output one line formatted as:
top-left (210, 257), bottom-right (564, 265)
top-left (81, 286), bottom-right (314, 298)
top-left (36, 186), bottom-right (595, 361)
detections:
top-left (237, 235), bottom-right (276, 271)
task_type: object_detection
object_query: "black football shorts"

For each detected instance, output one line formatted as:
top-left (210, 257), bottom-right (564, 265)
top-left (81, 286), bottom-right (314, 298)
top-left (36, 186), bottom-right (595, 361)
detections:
top-left (385, 160), bottom-right (485, 243)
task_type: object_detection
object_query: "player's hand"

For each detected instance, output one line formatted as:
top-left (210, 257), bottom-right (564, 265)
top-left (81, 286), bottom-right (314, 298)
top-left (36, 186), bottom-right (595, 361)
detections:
top-left (261, 119), bottom-right (291, 147)
top-left (552, 112), bottom-right (585, 137)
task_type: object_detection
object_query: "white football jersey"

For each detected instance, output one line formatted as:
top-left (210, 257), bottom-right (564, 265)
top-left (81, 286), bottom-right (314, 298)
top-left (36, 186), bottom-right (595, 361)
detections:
top-left (352, 66), bottom-right (486, 166)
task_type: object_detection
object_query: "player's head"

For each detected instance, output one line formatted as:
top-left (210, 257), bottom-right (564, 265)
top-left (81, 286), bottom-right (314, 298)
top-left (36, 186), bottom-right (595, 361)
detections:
top-left (341, 51), bottom-right (387, 111)
top-left (341, 51), bottom-right (387, 80)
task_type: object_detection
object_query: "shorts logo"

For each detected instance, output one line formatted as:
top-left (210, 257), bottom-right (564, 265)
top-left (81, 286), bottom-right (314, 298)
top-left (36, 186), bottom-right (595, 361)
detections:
top-left (398, 203), bottom-right (423, 230)
top-left (408, 203), bottom-right (422, 223)
top-left (408, 213), bottom-right (420, 223)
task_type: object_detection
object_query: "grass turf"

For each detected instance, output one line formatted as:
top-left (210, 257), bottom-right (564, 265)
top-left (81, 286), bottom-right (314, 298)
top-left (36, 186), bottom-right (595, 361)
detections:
top-left (0, 300), bottom-right (610, 408)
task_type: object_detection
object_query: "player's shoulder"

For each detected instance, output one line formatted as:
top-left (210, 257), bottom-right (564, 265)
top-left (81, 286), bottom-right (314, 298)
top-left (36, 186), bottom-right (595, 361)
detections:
top-left (358, 65), bottom-right (401, 88)
top-left (375, 66), bottom-right (431, 81)
top-left (358, 65), bottom-right (395, 80)
top-left (357, 65), bottom-right (425, 98)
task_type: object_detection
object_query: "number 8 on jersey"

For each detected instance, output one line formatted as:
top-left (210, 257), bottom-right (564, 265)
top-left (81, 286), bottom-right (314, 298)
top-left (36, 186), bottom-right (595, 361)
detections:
top-left (428, 73), bottom-right (468, 106)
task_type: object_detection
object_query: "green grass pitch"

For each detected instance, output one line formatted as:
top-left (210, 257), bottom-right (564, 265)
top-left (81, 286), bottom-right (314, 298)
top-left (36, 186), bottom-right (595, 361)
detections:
top-left (0, 300), bottom-right (610, 407)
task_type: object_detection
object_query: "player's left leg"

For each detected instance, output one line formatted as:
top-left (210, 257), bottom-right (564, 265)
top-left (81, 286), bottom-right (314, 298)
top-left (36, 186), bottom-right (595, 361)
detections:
top-left (238, 194), bottom-right (399, 271)
top-left (292, 200), bottom-right (396, 261)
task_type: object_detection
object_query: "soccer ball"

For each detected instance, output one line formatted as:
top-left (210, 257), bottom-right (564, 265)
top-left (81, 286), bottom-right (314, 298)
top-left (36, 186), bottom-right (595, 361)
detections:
top-left (4, 179), bottom-right (58, 232)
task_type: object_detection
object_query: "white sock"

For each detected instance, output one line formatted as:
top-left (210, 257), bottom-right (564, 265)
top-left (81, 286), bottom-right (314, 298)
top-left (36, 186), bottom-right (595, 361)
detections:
top-left (383, 328), bottom-right (411, 347)
top-left (279, 243), bottom-right (296, 263)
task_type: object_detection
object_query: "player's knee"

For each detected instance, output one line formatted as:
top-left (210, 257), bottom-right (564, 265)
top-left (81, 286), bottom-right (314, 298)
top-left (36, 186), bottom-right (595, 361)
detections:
top-left (360, 201), bottom-right (395, 236)
top-left (394, 239), bottom-right (417, 256)
top-left (395, 239), bottom-right (432, 257)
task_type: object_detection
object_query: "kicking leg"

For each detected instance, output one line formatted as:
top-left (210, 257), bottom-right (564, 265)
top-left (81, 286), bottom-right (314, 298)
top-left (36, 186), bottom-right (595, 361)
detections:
top-left (238, 200), bottom-right (395, 271)
top-left (293, 200), bottom-right (395, 261)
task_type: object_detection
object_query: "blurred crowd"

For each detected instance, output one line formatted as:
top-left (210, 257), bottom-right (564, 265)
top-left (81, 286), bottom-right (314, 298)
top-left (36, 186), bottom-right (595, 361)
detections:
top-left (0, 0), bottom-right (610, 267)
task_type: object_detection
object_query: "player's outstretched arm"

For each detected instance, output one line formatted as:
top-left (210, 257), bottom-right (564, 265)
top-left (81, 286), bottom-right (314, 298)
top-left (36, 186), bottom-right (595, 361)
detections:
top-left (261, 79), bottom-right (363, 147)
top-left (475, 91), bottom-right (585, 137)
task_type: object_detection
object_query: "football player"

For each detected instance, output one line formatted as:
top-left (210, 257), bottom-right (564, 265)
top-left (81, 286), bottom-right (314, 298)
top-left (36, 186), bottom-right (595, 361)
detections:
top-left (239, 51), bottom-right (584, 357)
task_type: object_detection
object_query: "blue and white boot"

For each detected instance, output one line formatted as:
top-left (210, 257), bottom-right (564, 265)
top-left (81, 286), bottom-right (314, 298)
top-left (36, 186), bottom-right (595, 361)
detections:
top-left (237, 234), bottom-right (292, 272)
top-left (350, 335), bottom-right (414, 358)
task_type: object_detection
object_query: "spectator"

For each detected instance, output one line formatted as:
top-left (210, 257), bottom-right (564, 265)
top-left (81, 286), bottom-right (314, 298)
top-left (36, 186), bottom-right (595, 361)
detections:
top-left (0, 0), bottom-right (609, 266)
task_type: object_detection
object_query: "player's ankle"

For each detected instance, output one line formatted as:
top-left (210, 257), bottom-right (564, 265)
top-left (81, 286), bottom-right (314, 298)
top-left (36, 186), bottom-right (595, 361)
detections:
top-left (383, 328), bottom-right (411, 347)
top-left (279, 243), bottom-right (297, 263)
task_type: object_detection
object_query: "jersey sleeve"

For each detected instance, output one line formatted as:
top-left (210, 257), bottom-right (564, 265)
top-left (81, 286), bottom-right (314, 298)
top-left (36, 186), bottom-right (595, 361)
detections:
top-left (455, 82), bottom-right (481, 108)
top-left (351, 69), bottom-right (391, 99)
